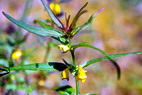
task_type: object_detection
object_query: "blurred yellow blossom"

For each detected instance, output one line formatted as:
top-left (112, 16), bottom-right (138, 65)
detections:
top-left (38, 80), bottom-right (45, 86)
top-left (12, 49), bottom-right (22, 60)
top-left (49, 3), bottom-right (61, 15)
top-left (76, 66), bottom-right (87, 83)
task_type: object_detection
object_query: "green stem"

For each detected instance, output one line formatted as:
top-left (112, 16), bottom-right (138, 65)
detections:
top-left (75, 79), bottom-right (80, 95)
top-left (43, 42), bottom-right (51, 62)
top-left (70, 50), bottom-right (80, 95)
top-left (70, 50), bottom-right (75, 66)
top-left (16, 0), bottom-right (33, 41)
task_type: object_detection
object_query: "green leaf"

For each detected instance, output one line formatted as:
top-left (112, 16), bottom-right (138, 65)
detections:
top-left (72, 42), bottom-right (112, 57)
top-left (10, 62), bottom-right (67, 71)
top-left (3, 12), bottom-right (64, 37)
top-left (54, 85), bottom-right (75, 95)
top-left (71, 8), bottom-right (104, 36)
top-left (52, 36), bottom-right (69, 44)
top-left (41, 0), bottom-right (63, 28)
top-left (0, 67), bottom-right (10, 77)
top-left (34, 19), bottom-right (51, 28)
top-left (70, 2), bottom-right (88, 29)
top-left (85, 94), bottom-right (97, 95)
top-left (7, 35), bottom-right (16, 46)
top-left (60, 0), bottom-right (71, 3)
top-left (82, 51), bottom-right (142, 68)
top-left (72, 42), bottom-right (121, 79)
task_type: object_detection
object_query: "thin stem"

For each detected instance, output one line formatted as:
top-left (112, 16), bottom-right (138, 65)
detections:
top-left (43, 19), bottom-right (54, 62)
top-left (16, 0), bottom-right (33, 41)
top-left (70, 49), bottom-right (80, 95)
top-left (43, 40), bottom-right (52, 62)
top-left (70, 50), bottom-right (75, 66)
top-left (43, 45), bottom-right (50, 62)
top-left (75, 78), bottom-right (80, 95)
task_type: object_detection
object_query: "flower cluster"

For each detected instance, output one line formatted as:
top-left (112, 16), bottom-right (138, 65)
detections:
top-left (61, 65), bottom-right (87, 83)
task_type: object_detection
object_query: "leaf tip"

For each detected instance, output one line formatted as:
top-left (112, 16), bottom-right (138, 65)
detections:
top-left (2, 11), bottom-right (9, 19)
top-left (85, 2), bottom-right (88, 6)
top-left (95, 8), bottom-right (104, 15)
top-left (2, 11), bottom-right (6, 15)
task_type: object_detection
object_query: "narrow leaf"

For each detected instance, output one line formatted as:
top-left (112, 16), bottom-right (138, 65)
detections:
top-left (10, 62), bottom-right (67, 71)
top-left (82, 51), bottom-right (142, 67)
top-left (41, 0), bottom-right (64, 28)
top-left (54, 85), bottom-right (75, 95)
top-left (60, 0), bottom-right (72, 3)
top-left (71, 8), bottom-right (104, 36)
top-left (3, 12), bottom-right (64, 37)
top-left (34, 19), bottom-right (50, 28)
top-left (72, 42), bottom-right (121, 79)
top-left (0, 67), bottom-right (10, 77)
top-left (70, 2), bottom-right (88, 28)
top-left (52, 36), bottom-right (68, 44)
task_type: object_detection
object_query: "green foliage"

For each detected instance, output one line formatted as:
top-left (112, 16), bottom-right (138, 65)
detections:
top-left (41, 0), bottom-right (64, 28)
top-left (54, 85), bottom-right (75, 95)
top-left (10, 62), bottom-right (67, 71)
top-left (85, 94), bottom-right (97, 95)
top-left (72, 42), bottom-right (121, 79)
top-left (34, 19), bottom-right (50, 28)
top-left (3, 12), bottom-right (64, 37)
top-left (82, 51), bottom-right (142, 68)
top-left (2, 0), bottom-right (142, 94)
top-left (71, 8), bottom-right (104, 36)
top-left (0, 67), bottom-right (10, 77)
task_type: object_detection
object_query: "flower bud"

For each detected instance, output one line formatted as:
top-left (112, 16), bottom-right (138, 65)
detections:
top-left (58, 45), bottom-right (70, 52)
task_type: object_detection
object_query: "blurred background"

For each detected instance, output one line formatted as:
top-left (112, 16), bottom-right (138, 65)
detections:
top-left (0, 0), bottom-right (142, 95)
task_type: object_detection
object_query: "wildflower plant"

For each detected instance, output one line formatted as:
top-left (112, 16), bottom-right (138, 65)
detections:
top-left (0, 0), bottom-right (36, 94)
top-left (1, 0), bottom-right (142, 94)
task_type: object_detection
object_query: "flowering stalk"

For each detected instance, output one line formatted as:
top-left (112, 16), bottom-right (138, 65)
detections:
top-left (70, 50), bottom-right (80, 95)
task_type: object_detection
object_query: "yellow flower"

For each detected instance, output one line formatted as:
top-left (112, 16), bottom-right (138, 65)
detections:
top-left (76, 66), bottom-right (87, 83)
top-left (58, 45), bottom-right (70, 52)
top-left (49, 3), bottom-right (61, 15)
top-left (38, 80), bottom-right (45, 86)
top-left (12, 49), bottom-right (22, 60)
top-left (61, 68), bottom-right (69, 81)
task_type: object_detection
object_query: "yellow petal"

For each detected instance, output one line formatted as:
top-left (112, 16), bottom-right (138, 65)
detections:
top-left (12, 49), bottom-right (22, 60)
top-left (49, 3), bottom-right (61, 15)
top-left (58, 45), bottom-right (70, 52)
top-left (61, 68), bottom-right (69, 81)
top-left (76, 66), bottom-right (87, 83)
top-left (81, 79), bottom-right (86, 83)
